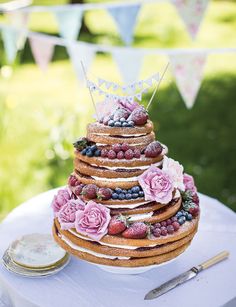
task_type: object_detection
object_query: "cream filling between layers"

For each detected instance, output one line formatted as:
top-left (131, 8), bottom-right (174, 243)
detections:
top-left (59, 233), bottom-right (131, 259)
top-left (91, 176), bottom-right (138, 182)
top-left (105, 200), bottom-right (150, 209)
top-left (93, 133), bottom-right (146, 137)
top-left (90, 161), bottom-right (163, 171)
top-left (68, 230), bottom-right (157, 249)
top-left (128, 211), bottom-right (154, 221)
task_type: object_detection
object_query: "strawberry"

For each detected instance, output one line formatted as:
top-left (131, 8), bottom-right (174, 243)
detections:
top-left (113, 108), bottom-right (130, 121)
top-left (108, 215), bottom-right (128, 235)
top-left (122, 222), bottom-right (149, 239)
top-left (128, 106), bottom-right (148, 126)
top-left (97, 188), bottom-right (112, 200)
top-left (145, 141), bottom-right (163, 158)
top-left (82, 184), bottom-right (98, 199)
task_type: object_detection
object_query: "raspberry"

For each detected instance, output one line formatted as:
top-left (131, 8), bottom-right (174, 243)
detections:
top-left (161, 221), bottom-right (167, 227)
top-left (68, 175), bottom-right (80, 187)
top-left (128, 106), bottom-right (148, 126)
top-left (154, 222), bottom-right (161, 228)
top-left (192, 193), bottom-right (199, 205)
top-left (121, 143), bottom-right (129, 151)
top-left (107, 150), bottom-right (117, 159)
top-left (133, 148), bottom-right (141, 158)
top-left (166, 219), bottom-right (172, 226)
top-left (82, 184), bottom-right (97, 199)
top-left (74, 185), bottom-right (83, 196)
top-left (117, 151), bottom-right (124, 159)
top-left (160, 227), bottom-right (167, 236)
top-left (167, 225), bottom-right (174, 234)
top-left (101, 149), bottom-right (108, 158)
top-left (145, 141), bottom-right (163, 158)
top-left (153, 228), bottom-right (161, 237)
top-left (124, 149), bottom-right (134, 160)
top-left (112, 143), bottom-right (122, 153)
top-left (172, 221), bottom-right (180, 231)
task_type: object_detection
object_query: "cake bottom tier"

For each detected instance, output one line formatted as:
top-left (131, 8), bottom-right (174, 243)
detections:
top-left (53, 222), bottom-right (196, 267)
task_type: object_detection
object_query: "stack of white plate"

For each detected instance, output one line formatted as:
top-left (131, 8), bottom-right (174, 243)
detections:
top-left (2, 233), bottom-right (70, 278)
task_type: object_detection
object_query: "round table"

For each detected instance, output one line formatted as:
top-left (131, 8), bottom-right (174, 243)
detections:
top-left (0, 189), bottom-right (236, 307)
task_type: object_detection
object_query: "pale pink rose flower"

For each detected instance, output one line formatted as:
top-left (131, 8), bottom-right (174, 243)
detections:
top-left (183, 173), bottom-right (197, 194)
top-left (75, 201), bottom-right (111, 241)
top-left (138, 165), bottom-right (174, 204)
top-left (51, 188), bottom-right (71, 217)
top-left (162, 156), bottom-right (184, 190)
top-left (58, 198), bottom-right (85, 230)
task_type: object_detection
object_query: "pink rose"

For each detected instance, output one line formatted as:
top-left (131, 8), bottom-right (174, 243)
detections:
top-left (138, 165), bottom-right (174, 204)
top-left (75, 201), bottom-right (111, 241)
top-left (162, 156), bottom-right (184, 190)
top-left (58, 199), bottom-right (85, 230)
top-left (118, 100), bottom-right (139, 112)
top-left (52, 188), bottom-right (71, 217)
top-left (183, 173), bottom-right (197, 194)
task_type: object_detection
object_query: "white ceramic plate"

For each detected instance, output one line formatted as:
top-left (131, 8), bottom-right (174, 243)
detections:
top-left (89, 257), bottom-right (177, 275)
top-left (9, 233), bottom-right (66, 268)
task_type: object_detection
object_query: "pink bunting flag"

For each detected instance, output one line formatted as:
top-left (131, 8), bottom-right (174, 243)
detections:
top-left (170, 53), bottom-right (207, 108)
top-left (172, 0), bottom-right (209, 39)
top-left (29, 36), bottom-right (55, 72)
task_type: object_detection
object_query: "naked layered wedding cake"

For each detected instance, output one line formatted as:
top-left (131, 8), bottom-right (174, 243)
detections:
top-left (52, 99), bottom-right (200, 267)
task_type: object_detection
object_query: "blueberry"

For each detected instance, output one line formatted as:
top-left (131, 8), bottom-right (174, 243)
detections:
top-left (115, 188), bottom-right (123, 194)
top-left (139, 191), bottom-right (144, 197)
top-left (90, 145), bottom-right (97, 152)
top-left (86, 149), bottom-right (93, 157)
top-left (94, 149), bottom-right (101, 157)
top-left (122, 122), bottom-right (128, 127)
top-left (112, 193), bottom-right (118, 199)
top-left (178, 216), bottom-right (186, 225)
top-left (120, 117), bottom-right (126, 122)
top-left (81, 148), bottom-right (87, 155)
top-left (122, 189), bottom-right (127, 194)
top-left (127, 189), bottom-right (132, 194)
top-left (126, 193), bottom-right (132, 200)
top-left (128, 121), bottom-right (134, 127)
top-left (114, 121), bottom-right (122, 127)
top-left (176, 211), bottom-right (183, 218)
top-left (132, 193), bottom-right (139, 199)
top-left (118, 193), bottom-right (125, 200)
top-left (108, 120), bottom-right (114, 127)
top-left (131, 186), bottom-right (140, 193)
top-left (186, 213), bottom-right (193, 221)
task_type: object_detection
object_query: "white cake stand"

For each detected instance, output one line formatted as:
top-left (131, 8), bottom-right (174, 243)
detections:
top-left (88, 256), bottom-right (178, 274)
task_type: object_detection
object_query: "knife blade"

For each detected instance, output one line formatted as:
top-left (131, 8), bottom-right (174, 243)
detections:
top-left (144, 251), bottom-right (229, 300)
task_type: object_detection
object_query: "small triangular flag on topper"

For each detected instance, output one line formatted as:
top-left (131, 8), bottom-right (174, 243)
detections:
top-left (1, 27), bottom-right (19, 63)
top-left (67, 41), bottom-right (96, 82)
top-left (105, 81), bottom-right (112, 89)
top-left (55, 8), bottom-right (83, 41)
top-left (6, 11), bottom-right (29, 50)
top-left (98, 78), bottom-right (105, 87)
top-left (145, 77), bottom-right (153, 87)
top-left (112, 49), bottom-right (144, 84)
top-left (172, 0), bottom-right (209, 39)
top-left (108, 4), bottom-right (141, 45)
top-left (112, 83), bottom-right (119, 91)
top-left (137, 80), bottom-right (144, 89)
top-left (29, 36), bottom-right (55, 72)
top-left (169, 52), bottom-right (207, 108)
top-left (135, 92), bottom-right (142, 101)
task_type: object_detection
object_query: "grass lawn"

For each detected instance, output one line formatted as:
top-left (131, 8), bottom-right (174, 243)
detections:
top-left (0, 1), bottom-right (236, 220)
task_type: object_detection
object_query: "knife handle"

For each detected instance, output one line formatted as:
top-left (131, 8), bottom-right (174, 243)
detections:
top-left (200, 251), bottom-right (229, 270)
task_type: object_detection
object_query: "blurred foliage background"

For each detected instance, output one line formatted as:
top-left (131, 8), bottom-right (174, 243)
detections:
top-left (0, 0), bottom-right (236, 220)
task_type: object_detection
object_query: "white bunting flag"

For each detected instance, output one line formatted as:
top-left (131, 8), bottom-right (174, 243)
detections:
top-left (135, 92), bottom-right (142, 101)
top-left (98, 78), bottom-right (105, 87)
top-left (55, 8), bottom-right (83, 41)
top-left (172, 0), bottom-right (209, 39)
top-left (108, 4), bottom-right (141, 45)
top-left (170, 53), bottom-right (207, 108)
top-left (1, 27), bottom-right (18, 63)
top-left (29, 36), bottom-right (55, 72)
top-left (67, 42), bottom-right (95, 82)
top-left (112, 49), bottom-right (144, 84)
top-left (6, 11), bottom-right (29, 50)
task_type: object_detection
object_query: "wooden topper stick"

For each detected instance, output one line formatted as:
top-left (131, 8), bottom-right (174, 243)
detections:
top-left (80, 61), bottom-right (99, 120)
top-left (146, 62), bottom-right (170, 111)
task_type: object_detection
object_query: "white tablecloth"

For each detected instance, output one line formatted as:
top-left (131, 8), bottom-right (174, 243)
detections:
top-left (0, 189), bottom-right (236, 307)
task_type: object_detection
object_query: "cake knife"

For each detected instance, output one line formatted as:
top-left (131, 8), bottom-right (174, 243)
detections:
top-left (144, 251), bottom-right (229, 300)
